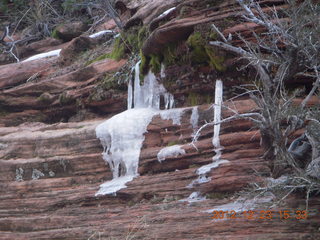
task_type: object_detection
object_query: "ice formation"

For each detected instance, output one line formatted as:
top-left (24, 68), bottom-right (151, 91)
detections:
top-left (190, 106), bottom-right (199, 136)
top-left (159, 7), bottom-right (176, 18)
top-left (188, 80), bottom-right (229, 187)
top-left (22, 49), bottom-right (61, 62)
top-left (159, 108), bottom-right (183, 125)
top-left (95, 108), bottom-right (157, 196)
top-left (157, 145), bottom-right (186, 162)
top-left (132, 62), bottom-right (174, 109)
top-left (89, 30), bottom-right (114, 38)
top-left (180, 191), bottom-right (206, 203)
top-left (160, 63), bottom-right (166, 78)
top-left (96, 61), bottom-right (177, 195)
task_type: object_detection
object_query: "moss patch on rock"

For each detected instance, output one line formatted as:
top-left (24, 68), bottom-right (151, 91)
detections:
top-left (187, 31), bottom-right (226, 71)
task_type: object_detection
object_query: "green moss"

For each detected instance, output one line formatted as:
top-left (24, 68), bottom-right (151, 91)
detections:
top-left (86, 53), bottom-right (109, 66)
top-left (150, 54), bottom-right (162, 73)
top-left (59, 92), bottom-right (73, 105)
top-left (163, 42), bottom-right (179, 66)
top-left (101, 74), bottom-right (118, 90)
top-left (37, 92), bottom-right (52, 104)
top-left (187, 31), bottom-right (226, 71)
top-left (167, 141), bottom-right (179, 146)
top-left (51, 28), bottom-right (60, 39)
top-left (206, 192), bottom-right (233, 200)
top-left (188, 92), bottom-right (200, 106)
top-left (108, 37), bottom-right (126, 60)
top-left (205, 46), bottom-right (226, 71)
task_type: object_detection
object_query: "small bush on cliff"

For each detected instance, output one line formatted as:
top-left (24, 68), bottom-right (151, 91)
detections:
top-left (196, 0), bottom-right (320, 206)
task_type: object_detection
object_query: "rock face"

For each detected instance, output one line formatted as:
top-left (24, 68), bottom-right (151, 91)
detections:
top-left (0, 0), bottom-right (319, 239)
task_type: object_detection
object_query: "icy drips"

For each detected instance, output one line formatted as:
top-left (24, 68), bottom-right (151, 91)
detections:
top-left (96, 61), bottom-right (177, 196)
top-left (127, 77), bottom-right (133, 109)
top-left (212, 80), bottom-right (223, 160)
top-left (157, 145), bottom-right (186, 162)
top-left (159, 108), bottom-right (183, 125)
top-left (190, 106), bottom-right (199, 137)
top-left (95, 108), bottom-right (157, 196)
top-left (132, 62), bottom-right (174, 109)
top-left (188, 80), bottom-right (229, 188)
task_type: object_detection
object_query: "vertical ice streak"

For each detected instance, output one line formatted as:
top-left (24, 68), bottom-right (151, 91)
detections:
top-left (212, 79), bottom-right (223, 160)
top-left (133, 61), bottom-right (142, 108)
top-left (127, 77), bottom-right (133, 109)
top-left (187, 80), bottom-right (228, 190)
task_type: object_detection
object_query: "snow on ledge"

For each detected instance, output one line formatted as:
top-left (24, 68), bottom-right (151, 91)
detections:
top-left (95, 175), bottom-right (134, 196)
top-left (159, 7), bottom-right (176, 18)
top-left (157, 145), bottom-right (186, 162)
top-left (89, 30), bottom-right (114, 38)
top-left (22, 49), bottom-right (61, 62)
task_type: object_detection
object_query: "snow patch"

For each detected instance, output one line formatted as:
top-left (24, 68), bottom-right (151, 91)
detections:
top-left (15, 168), bottom-right (24, 182)
top-left (180, 192), bottom-right (206, 203)
top-left (89, 30), bottom-right (114, 38)
top-left (157, 145), bottom-right (186, 162)
top-left (159, 7), bottom-right (176, 18)
top-left (96, 175), bottom-right (134, 196)
top-left (22, 49), bottom-right (61, 62)
top-left (32, 168), bottom-right (45, 180)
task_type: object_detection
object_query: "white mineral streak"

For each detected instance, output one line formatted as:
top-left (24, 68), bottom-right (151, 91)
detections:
top-left (89, 30), bottom-right (114, 38)
top-left (22, 49), bottom-right (61, 62)
top-left (157, 145), bottom-right (186, 162)
top-left (188, 80), bottom-right (229, 188)
top-left (159, 7), bottom-right (176, 18)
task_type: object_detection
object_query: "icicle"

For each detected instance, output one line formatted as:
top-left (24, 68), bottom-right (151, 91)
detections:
top-left (160, 63), bottom-right (166, 78)
top-left (190, 106), bottom-right (199, 137)
top-left (187, 80), bottom-right (229, 188)
top-left (127, 77), bottom-right (133, 109)
top-left (212, 79), bottom-right (223, 160)
top-left (132, 61), bottom-right (174, 110)
top-left (133, 61), bottom-right (143, 108)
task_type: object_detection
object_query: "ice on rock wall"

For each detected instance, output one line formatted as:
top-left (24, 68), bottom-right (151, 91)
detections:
top-left (188, 80), bottom-right (229, 188)
top-left (157, 145), bottom-right (186, 162)
top-left (96, 61), bottom-right (177, 196)
top-left (133, 62), bottom-right (174, 109)
top-left (190, 106), bottom-right (199, 136)
top-left (95, 108), bottom-right (157, 196)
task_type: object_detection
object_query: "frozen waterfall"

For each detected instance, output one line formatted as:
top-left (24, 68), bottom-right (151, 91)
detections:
top-left (96, 61), bottom-right (176, 196)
